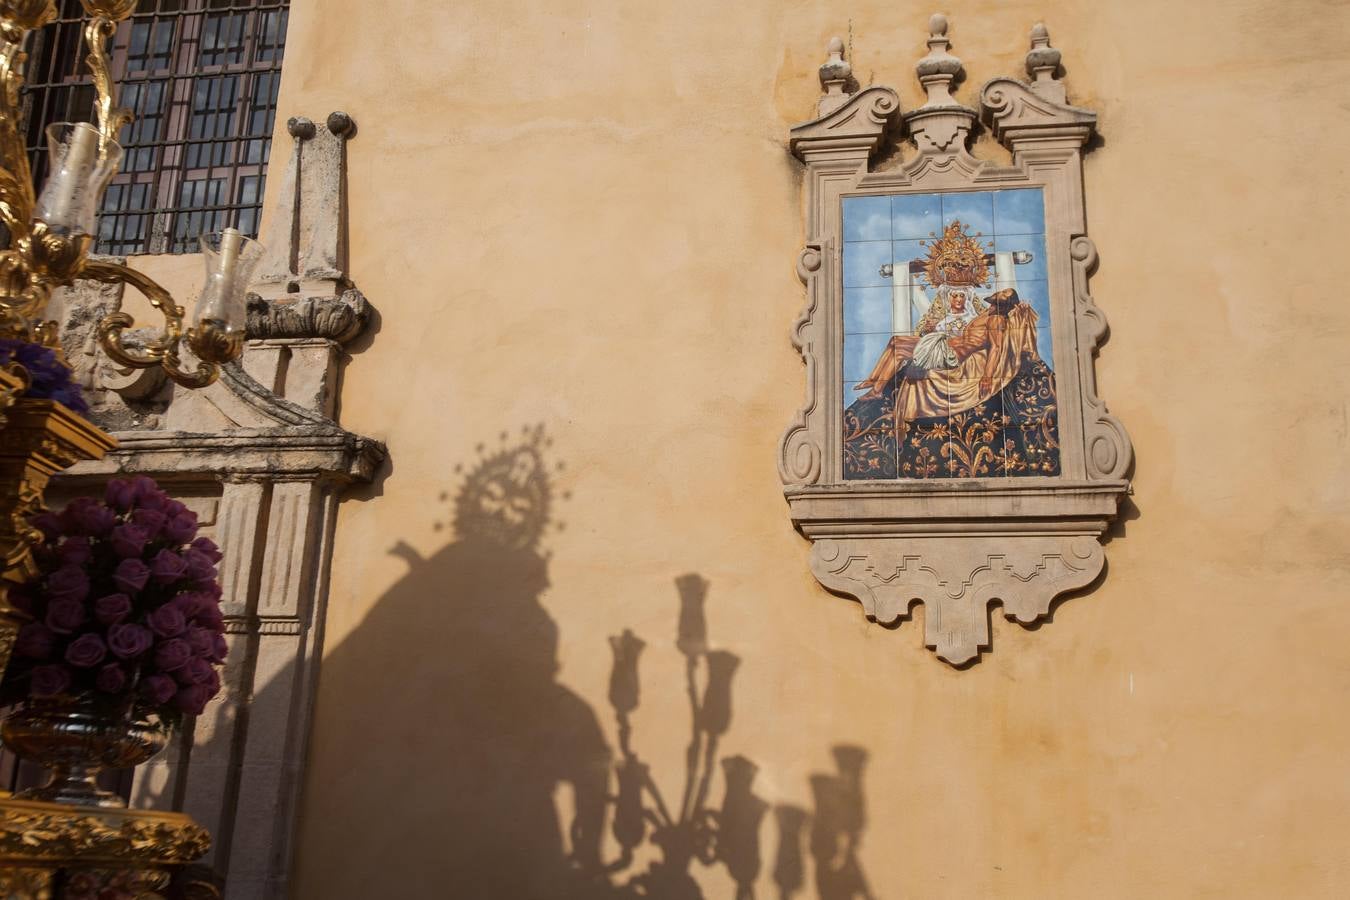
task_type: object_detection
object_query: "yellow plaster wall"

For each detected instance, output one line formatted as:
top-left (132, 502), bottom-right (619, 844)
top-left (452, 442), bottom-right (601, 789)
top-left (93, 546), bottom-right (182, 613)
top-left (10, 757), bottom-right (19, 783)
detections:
top-left (271, 1), bottom-right (1350, 896)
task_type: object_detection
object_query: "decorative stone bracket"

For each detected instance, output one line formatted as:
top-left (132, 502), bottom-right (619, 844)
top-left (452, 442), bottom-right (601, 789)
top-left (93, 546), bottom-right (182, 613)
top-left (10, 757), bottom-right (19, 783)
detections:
top-left (780, 17), bottom-right (1132, 666)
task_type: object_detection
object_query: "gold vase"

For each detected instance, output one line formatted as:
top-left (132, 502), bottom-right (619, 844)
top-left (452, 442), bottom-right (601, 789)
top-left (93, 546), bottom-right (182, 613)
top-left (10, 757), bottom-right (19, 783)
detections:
top-left (1, 701), bottom-right (168, 808)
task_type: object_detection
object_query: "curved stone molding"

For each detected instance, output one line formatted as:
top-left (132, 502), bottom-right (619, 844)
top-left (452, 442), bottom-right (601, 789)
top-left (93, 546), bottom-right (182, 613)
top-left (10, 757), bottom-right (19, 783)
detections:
top-left (812, 535), bottom-right (1103, 666)
top-left (781, 19), bottom-right (1132, 666)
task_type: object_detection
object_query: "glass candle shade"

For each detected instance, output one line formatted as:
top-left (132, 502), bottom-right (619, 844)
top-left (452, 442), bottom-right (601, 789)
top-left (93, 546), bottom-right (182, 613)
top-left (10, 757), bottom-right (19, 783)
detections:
top-left (32, 122), bottom-right (122, 236)
top-left (195, 228), bottom-right (264, 339)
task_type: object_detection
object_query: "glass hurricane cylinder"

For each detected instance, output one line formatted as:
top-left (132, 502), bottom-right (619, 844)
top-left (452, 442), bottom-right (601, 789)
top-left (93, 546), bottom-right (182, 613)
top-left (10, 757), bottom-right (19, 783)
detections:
top-left (194, 228), bottom-right (264, 343)
top-left (32, 122), bottom-right (122, 236)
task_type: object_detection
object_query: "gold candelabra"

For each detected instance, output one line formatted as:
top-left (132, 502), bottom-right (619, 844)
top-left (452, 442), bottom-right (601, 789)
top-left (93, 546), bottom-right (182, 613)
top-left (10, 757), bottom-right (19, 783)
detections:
top-left (0, 0), bottom-right (260, 389)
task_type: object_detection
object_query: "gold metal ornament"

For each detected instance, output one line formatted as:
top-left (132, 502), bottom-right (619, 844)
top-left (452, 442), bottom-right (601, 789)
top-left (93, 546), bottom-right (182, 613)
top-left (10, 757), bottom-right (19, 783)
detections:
top-left (0, 1), bottom-right (246, 388)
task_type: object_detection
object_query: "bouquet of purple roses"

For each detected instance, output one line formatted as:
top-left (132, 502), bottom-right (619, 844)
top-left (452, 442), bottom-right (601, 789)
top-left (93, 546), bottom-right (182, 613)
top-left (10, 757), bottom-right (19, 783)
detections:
top-left (1, 475), bottom-right (227, 723)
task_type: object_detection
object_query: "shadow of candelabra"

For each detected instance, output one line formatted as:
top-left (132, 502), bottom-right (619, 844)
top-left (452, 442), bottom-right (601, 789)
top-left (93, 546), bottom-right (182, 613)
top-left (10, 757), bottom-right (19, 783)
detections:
top-left (293, 425), bottom-right (876, 899)
top-left (602, 574), bottom-right (767, 899)
top-left (771, 747), bottom-right (875, 900)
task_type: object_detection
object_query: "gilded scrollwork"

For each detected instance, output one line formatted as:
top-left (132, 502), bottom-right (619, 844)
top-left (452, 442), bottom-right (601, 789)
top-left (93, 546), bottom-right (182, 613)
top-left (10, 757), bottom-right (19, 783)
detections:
top-left (0, 806), bottom-right (211, 864)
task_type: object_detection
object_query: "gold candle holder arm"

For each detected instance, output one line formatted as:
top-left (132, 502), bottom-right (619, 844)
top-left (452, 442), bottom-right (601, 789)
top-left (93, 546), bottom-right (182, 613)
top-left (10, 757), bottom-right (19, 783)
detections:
top-left (81, 259), bottom-right (222, 389)
top-left (0, 3), bottom-right (56, 236)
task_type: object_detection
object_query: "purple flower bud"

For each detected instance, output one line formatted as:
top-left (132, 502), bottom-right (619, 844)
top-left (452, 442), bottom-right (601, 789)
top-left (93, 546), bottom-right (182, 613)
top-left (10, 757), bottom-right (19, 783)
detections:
top-left (112, 558), bottom-right (151, 594)
top-left (140, 673), bottom-right (176, 706)
top-left (183, 549), bottom-right (216, 583)
top-left (190, 537), bottom-right (223, 564)
top-left (130, 476), bottom-right (165, 509)
top-left (193, 602), bottom-right (224, 631)
top-left (64, 633), bottom-right (107, 668)
top-left (56, 536), bottom-right (93, 566)
top-left (30, 664), bottom-right (72, 698)
top-left (177, 656), bottom-right (214, 686)
top-left (110, 523), bottom-right (149, 559)
top-left (164, 499), bottom-right (188, 519)
top-left (105, 479), bottom-right (136, 512)
top-left (148, 603), bottom-right (186, 638)
top-left (149, 549), bottom-right (189, 586)
top-left (15, 623), bottom-right (55, 659)
top-left (93, 593), bottom-right (133, 625)
top-left (163, 514), bottom-right (198, 546)
top-left (95, 662), bottom-right (128, 694)
top-left (46, 566), bottom-right (90, 604)
top-left (107, 623), bottom-right (153, 660)
top-left (204, 667), bottom-right (221, 695)
top-left (30, 511), bottom-right (64, 541)
top-left (174, 683), bottom-right (212, 716)
top-left (154, 638), bottom-right (192, 672)
top-left (61, 498), bottom-right (116, 538)
top-left (44, 596), bottom-right (86, 634)
top-left (186, 625), bottom-right (215, 658)
top-left (171, 592), bottom-right (208, 619)
top-left (131, 508), bottom-right (167, 539)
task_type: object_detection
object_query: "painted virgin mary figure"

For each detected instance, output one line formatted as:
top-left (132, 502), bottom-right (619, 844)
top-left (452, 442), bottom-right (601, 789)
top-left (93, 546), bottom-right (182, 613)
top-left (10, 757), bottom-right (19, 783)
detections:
top-left (843, 220), bottom-right (1060, 479)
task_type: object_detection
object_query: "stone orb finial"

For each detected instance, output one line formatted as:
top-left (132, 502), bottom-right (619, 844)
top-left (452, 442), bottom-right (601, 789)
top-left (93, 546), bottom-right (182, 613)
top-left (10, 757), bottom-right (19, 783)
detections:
top-left (828, 35), bottom-right (844, 54)
top-left (326, 111), bottom-right (356, 138)
top-left (929, 13), bottom-right (948, 36)
top-left (1031, 22), bottom-right (1049, 43)
top-left (287, 116), bottom-right (316, 140)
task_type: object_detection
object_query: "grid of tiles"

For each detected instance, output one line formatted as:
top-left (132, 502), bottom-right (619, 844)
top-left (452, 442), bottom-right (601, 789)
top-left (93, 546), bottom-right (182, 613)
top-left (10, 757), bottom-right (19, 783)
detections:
top-left (841, 189), bottom-right (1060, 480)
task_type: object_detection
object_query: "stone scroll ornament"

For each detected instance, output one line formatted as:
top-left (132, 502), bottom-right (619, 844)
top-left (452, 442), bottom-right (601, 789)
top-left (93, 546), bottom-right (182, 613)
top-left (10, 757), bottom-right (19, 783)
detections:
top-left (780, 17), bottom-right (1132, 666)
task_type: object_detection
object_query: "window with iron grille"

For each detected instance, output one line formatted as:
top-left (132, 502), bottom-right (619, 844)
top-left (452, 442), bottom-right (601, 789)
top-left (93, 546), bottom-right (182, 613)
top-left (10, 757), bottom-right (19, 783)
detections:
top-left (22, 0), bottom-right (289, 256)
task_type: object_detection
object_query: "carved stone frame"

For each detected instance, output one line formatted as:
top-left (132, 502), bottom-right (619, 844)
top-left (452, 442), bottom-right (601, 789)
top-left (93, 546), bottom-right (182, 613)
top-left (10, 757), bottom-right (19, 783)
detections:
top-left (779, 18), bottom-right (1132, 665)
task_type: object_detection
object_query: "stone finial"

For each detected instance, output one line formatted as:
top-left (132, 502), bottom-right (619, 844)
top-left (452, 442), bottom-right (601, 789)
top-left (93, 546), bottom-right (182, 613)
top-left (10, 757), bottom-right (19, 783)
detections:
top-left (1025, 23), bottom-right (1066, 102)
top-left (914, 12), bottom-right (963, 108)
top-left (817, 36), bottom-right (854, 116)
top-left (286, 116), bottom-right (316, 141)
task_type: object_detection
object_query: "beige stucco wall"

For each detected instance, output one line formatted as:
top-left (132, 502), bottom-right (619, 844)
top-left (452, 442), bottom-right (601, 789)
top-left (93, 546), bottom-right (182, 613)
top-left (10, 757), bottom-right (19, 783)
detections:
top-left (254, 0), bottom-right (1350, 897)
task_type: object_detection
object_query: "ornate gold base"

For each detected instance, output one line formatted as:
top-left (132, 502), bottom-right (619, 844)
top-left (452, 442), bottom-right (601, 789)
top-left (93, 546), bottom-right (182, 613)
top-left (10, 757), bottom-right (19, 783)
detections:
top-left (0, 795), bottom-right (211, 899)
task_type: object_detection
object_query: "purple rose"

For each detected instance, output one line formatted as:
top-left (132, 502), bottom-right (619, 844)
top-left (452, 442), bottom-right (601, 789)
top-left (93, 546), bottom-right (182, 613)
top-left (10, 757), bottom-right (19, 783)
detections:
top-left (56, 536), bottom-right (93, 566)
top-left (193, 602), bottom-right (224, 631)
top-left (177, 656), bottom-right (214, 686)
top-left (191, 537), bottom-right (223, 563)
top-left (163, 513), bottom-right (198, 545)
top-left (148, 603), bottom-right (186, 638)
top-left (154, 638), bottom-right (192, 672)
top-left (113, 558), bottom-right (151, 594)
top-left (47, 566), bottom-right (89, 603)
top-left (110, 523), bottom-right (149, 559)
top-left (131, 508), bottom-right (167, 538)
top-left (44, 596), bottom-right (86, 634)
top-left (171, 592), bottom-right (209, 619)
top-left (105, 479), bottom-right (136, 512)
top-left (107, 623), bottom-right (153, 659)
top-left (211, 633), bottom-right (228, 663)
top-left (31, 511), bottom-right (63, 540)
top-left (15, 623), bottom-right (55, 659)
top-left (93, 593), bottom-right (133, 625)
top-left (140, 673), bottom-right (176, 706)
top-left (182, 549), bottom-right (216, 583)
top-left (186, 625), bottom-right (215, 658)
top-left (149, 549), bottom-right (189, 585)
top-left (64, 633), bottom-right (107, 668)
top-left (173, 683), bottom-right (212, 716)
top-left (62, 498), bottom-right (116, 537)
top-left (164, 499), bottom-right (188, 519)
top-left (95, 662), bottom-right (128, 693)
top-left (131, 476), bottom-right (168, 511)
top-left (30, 664), bottom-right (72, 698)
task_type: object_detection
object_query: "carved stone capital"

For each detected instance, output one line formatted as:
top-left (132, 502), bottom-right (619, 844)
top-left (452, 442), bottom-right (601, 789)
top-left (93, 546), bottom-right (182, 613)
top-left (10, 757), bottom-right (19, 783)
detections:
top-left (245, 288), bottom-right (369, 344)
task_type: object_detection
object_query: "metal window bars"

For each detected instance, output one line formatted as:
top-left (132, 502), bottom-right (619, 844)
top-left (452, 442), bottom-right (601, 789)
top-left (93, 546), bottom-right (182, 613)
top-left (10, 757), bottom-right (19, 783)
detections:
top-left (21, 0), bottom-right (288, 256)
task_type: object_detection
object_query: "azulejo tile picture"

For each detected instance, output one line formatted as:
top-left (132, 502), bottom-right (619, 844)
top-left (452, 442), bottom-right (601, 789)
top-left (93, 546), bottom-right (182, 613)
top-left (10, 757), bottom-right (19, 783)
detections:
top-left (841, 189), bottom-right (1060, 480)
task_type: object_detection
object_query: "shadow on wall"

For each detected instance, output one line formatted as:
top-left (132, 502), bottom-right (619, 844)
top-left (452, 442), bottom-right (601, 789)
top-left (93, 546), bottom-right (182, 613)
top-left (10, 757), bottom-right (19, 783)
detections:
top-left (294, 425), bottom-right (876, 899)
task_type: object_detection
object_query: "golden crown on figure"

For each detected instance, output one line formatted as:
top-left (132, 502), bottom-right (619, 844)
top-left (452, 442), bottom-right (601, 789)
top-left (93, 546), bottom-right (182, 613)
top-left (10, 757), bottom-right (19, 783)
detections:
top-left (920, 220), bottom-right (991, 288)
